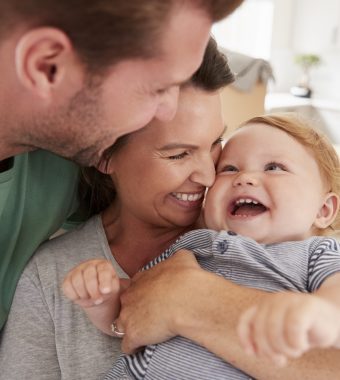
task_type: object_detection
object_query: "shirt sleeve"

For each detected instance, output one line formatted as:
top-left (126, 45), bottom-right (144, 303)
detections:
top-left (308, 237), bottom-right (340, 292)
top-left (0, 268), bottom-right (61, 380)
top-left (142, 229), bottom-right (220, 271)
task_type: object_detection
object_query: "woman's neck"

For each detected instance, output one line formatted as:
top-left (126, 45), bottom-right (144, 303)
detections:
top-left (101, 204), bottom-right (193, 277)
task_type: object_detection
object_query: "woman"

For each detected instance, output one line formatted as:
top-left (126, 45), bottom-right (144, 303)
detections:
top-left (2, 38), bottom-right (339, 380)
top-left (0, 38), bottom-right (233, 380)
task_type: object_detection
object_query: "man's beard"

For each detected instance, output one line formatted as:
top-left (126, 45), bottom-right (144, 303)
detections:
top-left (20, 76), bottom-right (111, 167)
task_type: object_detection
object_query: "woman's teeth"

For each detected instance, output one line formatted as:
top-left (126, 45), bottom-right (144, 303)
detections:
top-left (172, 192), bottom-right (204, 202)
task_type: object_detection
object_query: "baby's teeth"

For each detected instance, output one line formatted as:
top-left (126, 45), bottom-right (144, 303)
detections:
top-left (236, 198), bottom-right (259, 205)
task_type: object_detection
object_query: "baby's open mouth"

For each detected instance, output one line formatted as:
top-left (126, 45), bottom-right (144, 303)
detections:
top-left (231, 198), bottom-right (268, 217)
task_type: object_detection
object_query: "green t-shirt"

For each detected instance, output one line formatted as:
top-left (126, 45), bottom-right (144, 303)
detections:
top-left (0, 150), bottom-right (80, 330)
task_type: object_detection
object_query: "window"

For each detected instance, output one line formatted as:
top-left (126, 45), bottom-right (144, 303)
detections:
top-left (212, 0), bottom-right (274, 59)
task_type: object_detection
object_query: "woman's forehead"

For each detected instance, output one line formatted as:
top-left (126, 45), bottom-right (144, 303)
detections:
top-left (138, 89), bottom-right (222, 137)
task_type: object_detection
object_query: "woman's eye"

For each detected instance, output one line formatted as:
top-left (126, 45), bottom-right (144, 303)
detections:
top-left (219, 164), bottom-right (239, 173)
top-left (155, 87), bottom-right (169, 96)
top-left (265, 162), bottom-right (286, 171)
top-left (211, 137), bottom-right (224, 148)
top-left (168, 152), bottom-right (189, 160)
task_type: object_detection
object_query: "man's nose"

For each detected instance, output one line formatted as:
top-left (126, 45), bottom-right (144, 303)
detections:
top-left (154, 86), bottom-right (179, 122)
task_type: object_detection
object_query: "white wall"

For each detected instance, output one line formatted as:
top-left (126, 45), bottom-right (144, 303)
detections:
top-left (270, 0), bottom-right (340, 101)
top-left (213, 0), bottom-right (340, 101)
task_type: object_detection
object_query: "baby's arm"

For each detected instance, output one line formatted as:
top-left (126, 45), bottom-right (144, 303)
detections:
top-left (237, 272), bottom-right (340, 365)
top-left (62, 259), bottom-right (130, 336)
top-left (312, 272), bottom-right (340, 347)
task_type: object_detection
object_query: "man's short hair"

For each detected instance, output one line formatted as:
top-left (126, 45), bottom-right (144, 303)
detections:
top-left (0, 0), bottom-right (243, 72)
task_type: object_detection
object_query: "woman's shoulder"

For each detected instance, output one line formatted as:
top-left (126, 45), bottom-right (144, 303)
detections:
top-left (24, 215), bottom-right (108, 282)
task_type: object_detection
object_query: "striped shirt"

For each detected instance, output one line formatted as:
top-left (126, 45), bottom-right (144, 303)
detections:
top-left (105, 229), bottom-right (340, 380)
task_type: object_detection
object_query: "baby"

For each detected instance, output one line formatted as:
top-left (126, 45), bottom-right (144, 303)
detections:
top-left (63, 113), bottom-right (340, 379)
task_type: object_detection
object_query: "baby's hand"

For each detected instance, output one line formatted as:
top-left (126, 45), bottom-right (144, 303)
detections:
top-left (62, 259), bottom-right (120, 309)
top-left (237, 292), bottom-right (340, 366)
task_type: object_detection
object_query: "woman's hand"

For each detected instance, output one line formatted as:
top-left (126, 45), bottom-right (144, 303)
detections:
top-left (62, 259), bottom-right (121, 308)
top-left (238, 292), bottom-right (340, 366)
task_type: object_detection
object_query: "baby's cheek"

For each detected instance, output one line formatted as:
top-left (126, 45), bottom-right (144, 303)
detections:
top-left (213, 146), bottom-right (222, 166)
top-left (204, 189), bottom-right (223, 230)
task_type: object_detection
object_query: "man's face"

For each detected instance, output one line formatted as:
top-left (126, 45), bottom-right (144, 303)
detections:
top-left (37, 6), bottom-right (212, 167)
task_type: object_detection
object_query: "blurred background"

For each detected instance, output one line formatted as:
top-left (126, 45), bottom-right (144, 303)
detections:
top-left (213, 0), bottom-right (340, 148)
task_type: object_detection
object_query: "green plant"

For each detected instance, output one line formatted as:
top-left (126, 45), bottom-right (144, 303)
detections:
top-left (294, 54), bottom-right (321, 70)
top-left (293, 54), bottom-right (322, 91)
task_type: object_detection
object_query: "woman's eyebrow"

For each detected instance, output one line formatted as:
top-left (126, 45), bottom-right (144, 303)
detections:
top-left (159, 143), bottom-right (197, 151)
top-left (159, 127), bottom-right (227, 151)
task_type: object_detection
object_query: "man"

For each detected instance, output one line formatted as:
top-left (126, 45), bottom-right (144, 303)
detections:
top-left (0, 0), bottom-right (243, 330)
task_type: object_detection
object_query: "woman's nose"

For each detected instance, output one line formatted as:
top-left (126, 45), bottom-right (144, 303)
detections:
top-left (190, 156), bottom-right (216, 187)
top-left (233, 172), bottom-right (259, 187)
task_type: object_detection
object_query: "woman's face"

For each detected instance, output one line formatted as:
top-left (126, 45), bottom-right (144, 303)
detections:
top-left (108, 87), bottom-right (225, 228)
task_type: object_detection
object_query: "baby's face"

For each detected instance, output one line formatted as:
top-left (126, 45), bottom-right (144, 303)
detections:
top-left (204, 123), bottom-right (329, 244)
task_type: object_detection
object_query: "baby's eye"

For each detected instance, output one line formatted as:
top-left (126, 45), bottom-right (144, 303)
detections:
top-left (219, 164), bottom-right (239, 173)
top-left (168, 151), bottom-right (189, 160)
top-left (265, 162), bottom-right (286, 171)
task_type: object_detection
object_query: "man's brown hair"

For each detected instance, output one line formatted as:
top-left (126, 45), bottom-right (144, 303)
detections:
top-left (0, 0), bottom-right (243, 72)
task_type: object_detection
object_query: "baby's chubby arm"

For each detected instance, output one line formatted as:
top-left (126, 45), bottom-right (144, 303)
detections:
top-left (62, 259), bottom-right (130, 336)
top-left (238, 272), bottom-right (340, 365)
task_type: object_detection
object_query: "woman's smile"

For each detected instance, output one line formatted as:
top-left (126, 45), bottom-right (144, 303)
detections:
top-left (107, 87), bottom-right (224, 229)
top-left (170, 191), bottom-right (205, 209)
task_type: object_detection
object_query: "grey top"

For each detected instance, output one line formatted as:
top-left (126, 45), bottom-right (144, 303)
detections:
top-left (0, 215), bottom-right (128, 380)
top-left (105, 229), bottom-right (340, 380)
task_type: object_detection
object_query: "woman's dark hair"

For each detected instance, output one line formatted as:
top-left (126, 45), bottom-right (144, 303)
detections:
top-left (191, 37), bottom-right (235, 91)
top-left (79, 36), bottom-right (235, 216)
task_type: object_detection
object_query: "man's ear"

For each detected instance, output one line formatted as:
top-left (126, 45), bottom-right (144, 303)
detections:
top-left (15, 27), bottom-right (83, 100)
top-left (314, 192), bottom-right (340, 229)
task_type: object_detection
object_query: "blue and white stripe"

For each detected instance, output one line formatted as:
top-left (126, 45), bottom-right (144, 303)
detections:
top-left (105, 230), bottom-right (340, 380)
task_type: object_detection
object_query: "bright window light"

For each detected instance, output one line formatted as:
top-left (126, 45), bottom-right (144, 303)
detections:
top-left (212, 0), bottom-right (274, 59)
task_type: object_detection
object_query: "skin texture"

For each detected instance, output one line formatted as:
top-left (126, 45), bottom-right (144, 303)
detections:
top-left (63, 87), bottom-right (225, 329)
top-left (105, 89), bottom-right (223, 230)
top-left (113, 123), bottom-right (340, 379)
top-left (116, 251), bottom-right (340, 380)
top-left (238, 279), bottom-right (340, 366)
top-left (205, 123), bottom-right (338, 243)
top-left (0, 6), bottom-right (211, 166)
top-left (63, 259), bottom-right (131, 335)
top-left (64, 118), bottom-right (340, 378)
top-left (204, 123), bottom-right (340, 364)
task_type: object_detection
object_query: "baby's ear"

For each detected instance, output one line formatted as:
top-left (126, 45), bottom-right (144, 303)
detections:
top-left (314, 192), bottom-right (340, 229)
